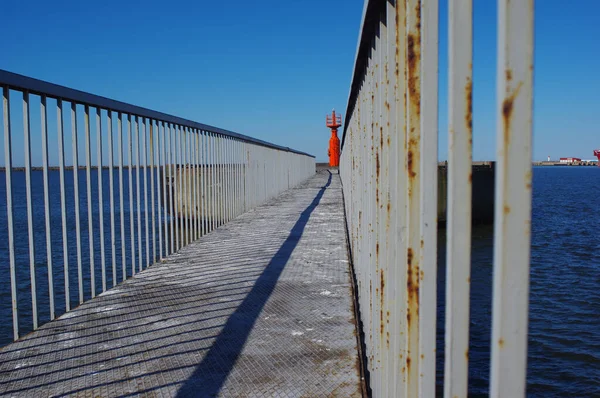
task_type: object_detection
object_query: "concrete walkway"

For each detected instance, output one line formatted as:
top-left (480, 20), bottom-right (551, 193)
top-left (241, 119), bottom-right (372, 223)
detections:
top-left (0, 170), bottom-right (362, 397)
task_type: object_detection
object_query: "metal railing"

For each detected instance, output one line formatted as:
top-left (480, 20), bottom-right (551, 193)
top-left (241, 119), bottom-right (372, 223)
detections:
top-left (339, 0), bottom-right (533, 397)
top-left (0, 69), bottom-right (315, 343)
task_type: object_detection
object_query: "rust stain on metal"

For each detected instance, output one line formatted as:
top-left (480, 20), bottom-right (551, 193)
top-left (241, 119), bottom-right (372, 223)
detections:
top-left (380, 270), bottom-right (385, 335)
top-left (407, 149), bottom-right (416, 178)
top-left (506, 69), bottom-right (513, 82)
top-left (465, 76), bottom-right (473, 133)
top-left (407, 244), bottom-right (419, 343)
top-left (395, 7), bottom-right (401, 79)
top-left (465, 349), bottom-right (469, 360)
top-left (504, 205), bottom-right (511, 215)
top-left (407, 33), bottom-right (420, 108)
top-left (502, 81), bottom-right (524, 147)
top-left (498, 338), bottom-right (505, 348)
top-left (468, 172), bottom-right (473, 183)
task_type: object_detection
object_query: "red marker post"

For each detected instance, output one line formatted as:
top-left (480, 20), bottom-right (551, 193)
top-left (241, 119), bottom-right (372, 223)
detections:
top-left (326, 110), bottom-right (341, 167)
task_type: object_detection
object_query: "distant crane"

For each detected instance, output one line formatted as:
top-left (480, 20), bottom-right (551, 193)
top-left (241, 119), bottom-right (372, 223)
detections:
top-left (326, 110), bottom-right (342, 167)
top-left (594, 149), bottom-right (600, 166)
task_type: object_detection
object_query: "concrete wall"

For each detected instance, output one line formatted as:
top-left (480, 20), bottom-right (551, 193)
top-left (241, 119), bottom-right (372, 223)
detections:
top-left (437, 161), bottom-right (495, 224)
top-left (164, 164), bottom-right (244, 224)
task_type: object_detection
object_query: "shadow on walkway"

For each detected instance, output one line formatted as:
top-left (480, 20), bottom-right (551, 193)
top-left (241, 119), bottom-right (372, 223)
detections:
top-left (176, 171), bottom-right (332, 397)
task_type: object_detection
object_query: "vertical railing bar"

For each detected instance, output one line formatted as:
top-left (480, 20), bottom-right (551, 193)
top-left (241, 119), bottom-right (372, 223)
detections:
top-left (192, 129), bottom-right (196, 240)
top-left (162, 122), bottom-right (169, 256)
top-left (118, 113), bottom-right (126, 282)
top-left (419, 0), bottom-right (439, 395)
top-left (223, 136), bottom-right (228, 223)
top-left (193, 129), bottom-right (199, 239)
top-left (192, 128), bottom-right (197, 240)
top-left (205, 131), bottom-right (210, 234)
top-left (405, 0), bottom-right (422, 395)
top-left (72, 102), bottom-right (84, 304)
top-left (227, 137), bottom-right (232, 222)
top-left (108, 110), bottom-right (117, 287)
top-left (238, 140), bottom-right (241, 214)
top-left (243, 142), bottom-right (247, 212)
top-left (190, 128), bottom-right (195, 240)
top-left (96, 107), bottom-right (106, 294)
top-left (199, 130), bottom-right (203, 235)
top-left (377, 8), bottom-right (389, 395)
top-left (236, 139), bottom-right (240, 217)
top-left (3, 86), bottom-right (19, 339)
top-left (188, 127), bottom-right (192, 243)
top-left (182, 127), bottom-right (187, 246)
top-left (214, 133), bottom-right (219, 230)
top-left (182, 125), bottom-right (187, 246)
top-left (184, 127), bottom-right (189, 245)
top-left (221, 135), bottom-right (225, 226)
top-left (150, 120), bottom-right (156, 264)
top-left (175, 125), bottom-right (180, 250)
top-left (242, 141), bottom-right (246, 212)
top-left (392, 0), bottom-right (408, 394)
top-left (135, 116), bottom-right (142, 272)
top-left (84, 104), bottom-right (96, 298)
top-left (40, 95), bottom-right (55, 320)
top-left (142, 118), bottom-right (149, 269)
top-left (224, 136), bottom-right (228, 222)
top-left (374, 23), bottom-right (382, 394)
top-left (230, 137), bottom-right (234, 221)
top-left (200, 131), bottom-right (206, 236)
top-left (243, 141), bottom-right (246, 213)
top-left (169, 124), bottom-right (175, 253)
top-left (234, 139), bottom-right (238, 218)
top-left (490, 1), bottom-right (534, 397)
top-left (157, 121), bottom-right (163, 260)
top-left (127, 114), bottom-right (136, 277)
top-left (199, 131), bottom-right (203, 235)
top-left (210, 133), bottom-right (215, 231)
top-left (23, 91), bottom-right (38, 329)
top-left (444, 0), bottom-right (472, 396)
top-left (214, 133), bottom-right (218, 230)
top-left (219, 134), bottom-right (222, 226)
top-left (56, 99), bottom-right (70, 312)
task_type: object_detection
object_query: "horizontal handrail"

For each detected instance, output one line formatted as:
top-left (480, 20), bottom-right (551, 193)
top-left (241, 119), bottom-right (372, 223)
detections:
top-left (0, 69), bottom-right (314, 158)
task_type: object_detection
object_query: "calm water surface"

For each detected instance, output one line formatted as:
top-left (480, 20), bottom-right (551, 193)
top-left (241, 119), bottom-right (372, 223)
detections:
top-left (0, 167), bottom-right (598, 397)
top-left (436, 166), bottom-right (600, 397)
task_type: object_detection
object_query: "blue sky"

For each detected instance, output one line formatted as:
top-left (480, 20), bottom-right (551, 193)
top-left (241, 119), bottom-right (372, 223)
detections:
top-left (1, 0), bottom-right (598, 164)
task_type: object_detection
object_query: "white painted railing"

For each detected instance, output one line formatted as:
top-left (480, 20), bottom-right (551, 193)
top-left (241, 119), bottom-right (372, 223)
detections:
top-left (339, 0), bottom-right (534, 396)
top-left (0, 69), bottom-right (315, 343)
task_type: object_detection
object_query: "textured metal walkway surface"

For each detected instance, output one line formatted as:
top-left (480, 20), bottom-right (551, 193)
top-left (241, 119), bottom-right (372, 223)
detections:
top-left (0, 170), bottom-right (362, 397)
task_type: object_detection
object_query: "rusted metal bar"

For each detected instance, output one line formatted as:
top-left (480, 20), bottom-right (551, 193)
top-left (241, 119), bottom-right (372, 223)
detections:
top-left (445, 1), bottom-right (473, 397)
top-left (490, 1), bottom-right (534, 397)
